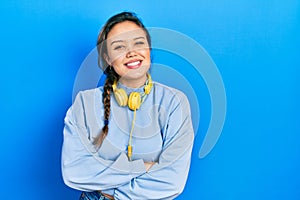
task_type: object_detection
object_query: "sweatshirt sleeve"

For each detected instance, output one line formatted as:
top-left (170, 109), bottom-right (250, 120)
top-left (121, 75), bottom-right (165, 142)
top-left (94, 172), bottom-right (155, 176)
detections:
top-left (61, 91), bottom-right (146, 192)
top-left (114, 91), bottom-right (194, 200)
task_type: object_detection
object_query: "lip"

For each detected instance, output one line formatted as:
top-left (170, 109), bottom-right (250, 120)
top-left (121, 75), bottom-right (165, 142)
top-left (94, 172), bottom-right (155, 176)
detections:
top-left (124, 59), bottom-right (143, 69)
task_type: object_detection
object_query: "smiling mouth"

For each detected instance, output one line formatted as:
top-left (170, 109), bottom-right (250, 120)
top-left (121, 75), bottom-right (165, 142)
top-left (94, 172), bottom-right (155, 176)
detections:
top-left (125, 60), bottom-right (142, 69)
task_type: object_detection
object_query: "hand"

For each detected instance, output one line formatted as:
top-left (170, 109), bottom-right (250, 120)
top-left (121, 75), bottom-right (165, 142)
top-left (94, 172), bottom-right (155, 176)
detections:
top-left (144, 162), bottom-right (156, 172)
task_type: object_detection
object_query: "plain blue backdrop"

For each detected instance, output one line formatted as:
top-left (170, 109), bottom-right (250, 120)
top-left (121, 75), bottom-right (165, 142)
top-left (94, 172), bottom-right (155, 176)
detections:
top-left (1, 1), bottom-right (299, 199)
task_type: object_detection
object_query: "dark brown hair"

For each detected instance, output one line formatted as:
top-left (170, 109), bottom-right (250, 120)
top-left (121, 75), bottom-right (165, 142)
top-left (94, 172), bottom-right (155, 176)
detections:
top-left (94, 12), bottom-right (151, 147)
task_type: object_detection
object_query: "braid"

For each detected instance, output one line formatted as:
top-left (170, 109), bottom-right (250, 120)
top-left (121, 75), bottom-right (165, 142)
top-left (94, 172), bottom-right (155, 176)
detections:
top-left (93, 67), bottom-right (118, 148)
top-left (95, 12), bottom-right (149, 148)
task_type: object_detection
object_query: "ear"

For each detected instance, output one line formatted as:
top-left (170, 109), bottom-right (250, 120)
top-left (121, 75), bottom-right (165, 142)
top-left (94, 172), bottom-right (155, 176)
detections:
top-left (104, 53), bottom-right (111, 65)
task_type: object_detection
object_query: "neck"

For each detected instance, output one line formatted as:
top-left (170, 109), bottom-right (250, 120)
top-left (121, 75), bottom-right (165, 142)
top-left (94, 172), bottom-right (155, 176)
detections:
top-left (118, 75), bottom-right (147, 88)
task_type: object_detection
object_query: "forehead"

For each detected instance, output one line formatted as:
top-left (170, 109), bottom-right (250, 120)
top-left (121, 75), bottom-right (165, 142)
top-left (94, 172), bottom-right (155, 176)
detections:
top-left (106, 21), bottom-right (147, 42)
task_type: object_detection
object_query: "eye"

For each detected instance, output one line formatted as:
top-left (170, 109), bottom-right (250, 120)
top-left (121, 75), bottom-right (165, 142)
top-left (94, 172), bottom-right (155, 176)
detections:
top-left (114, 45), bottom-right (125, 50)
top-left (135, 41), bottom-right (145, 46)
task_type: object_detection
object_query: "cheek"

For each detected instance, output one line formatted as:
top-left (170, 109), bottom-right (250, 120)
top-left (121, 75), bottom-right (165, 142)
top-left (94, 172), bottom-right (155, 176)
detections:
top-left (108, 52), bottom-right (125, 66)
top-left (141, 49), bottom-right (151, 62)
top-left (111, 56), bottom-right (124, 66)
top-left (107, 46), bottom-right (125, 65)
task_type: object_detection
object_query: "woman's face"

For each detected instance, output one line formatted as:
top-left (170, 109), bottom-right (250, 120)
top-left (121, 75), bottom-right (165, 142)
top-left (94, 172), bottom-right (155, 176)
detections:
top-left (105, 21), bottom-right (151, 87)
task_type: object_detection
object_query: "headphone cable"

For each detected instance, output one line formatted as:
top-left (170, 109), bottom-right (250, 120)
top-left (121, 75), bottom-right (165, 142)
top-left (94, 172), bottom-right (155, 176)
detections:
top-left (127, 108), bottom-right (137, 161)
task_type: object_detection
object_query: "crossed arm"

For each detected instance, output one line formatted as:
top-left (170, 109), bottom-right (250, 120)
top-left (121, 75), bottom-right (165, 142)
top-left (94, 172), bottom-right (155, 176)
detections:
top-left (61, 91), bottom-right (194, 200)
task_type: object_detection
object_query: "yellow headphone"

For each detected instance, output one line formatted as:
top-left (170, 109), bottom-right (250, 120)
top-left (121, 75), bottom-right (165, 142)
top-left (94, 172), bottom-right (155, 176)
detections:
top-left (112, 73), bottom-right (153, 161)
top-left (112, 73), bottom-right (153, 110)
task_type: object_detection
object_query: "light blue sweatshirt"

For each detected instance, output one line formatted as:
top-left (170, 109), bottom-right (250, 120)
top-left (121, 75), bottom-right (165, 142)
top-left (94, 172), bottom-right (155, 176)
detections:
top-left (61, 81), bottom-right (194, 200)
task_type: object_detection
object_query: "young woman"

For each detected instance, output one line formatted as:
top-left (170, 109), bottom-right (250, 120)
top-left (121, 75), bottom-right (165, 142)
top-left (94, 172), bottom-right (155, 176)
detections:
top-left (62, 12), bottom-right (194, 200)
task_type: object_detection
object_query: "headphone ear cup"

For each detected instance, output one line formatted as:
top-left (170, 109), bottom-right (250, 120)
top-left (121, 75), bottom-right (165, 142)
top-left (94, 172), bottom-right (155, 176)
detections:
top-left (128, 92), bottom-right (141, 110)
top-left (144, 84), bottom-right (152, 94)
top-left (144, 74), bottom-right (153, 94)
top-left (114, 88), bottom-right (128, 106)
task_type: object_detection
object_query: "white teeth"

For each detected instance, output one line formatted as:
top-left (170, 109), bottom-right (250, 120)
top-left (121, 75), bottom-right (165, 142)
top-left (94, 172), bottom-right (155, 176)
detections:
top-left (127, 61), bottom-right (140, 66)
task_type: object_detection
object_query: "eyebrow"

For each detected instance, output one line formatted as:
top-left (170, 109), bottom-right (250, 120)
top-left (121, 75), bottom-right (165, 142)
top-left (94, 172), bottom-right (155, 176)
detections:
top-left (110, 40), bottom-right (124, 46)
top-left (133, 36), bottom-right (146, 40)
top-left (110, 36), bottom-right (146, 46)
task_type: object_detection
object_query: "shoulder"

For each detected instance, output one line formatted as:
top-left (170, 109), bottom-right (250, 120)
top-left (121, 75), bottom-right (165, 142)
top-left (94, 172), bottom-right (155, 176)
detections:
top-left (74, 87), bottom-right (102, 100)
top-left (72, 87), bottom-right (103, 108)
top-left (153, 82), bottom-right (190, 106)
top-left (76, 87), bottom-right (102, 97)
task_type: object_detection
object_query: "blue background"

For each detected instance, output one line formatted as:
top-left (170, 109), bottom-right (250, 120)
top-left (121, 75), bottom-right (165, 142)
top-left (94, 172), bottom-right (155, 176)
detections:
top-left (1, 0), bottom-right (299, 199)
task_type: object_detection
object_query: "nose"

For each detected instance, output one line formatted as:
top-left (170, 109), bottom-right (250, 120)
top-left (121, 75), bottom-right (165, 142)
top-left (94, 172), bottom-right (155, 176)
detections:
top-left (126, 45), bottom-right (137, 58)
